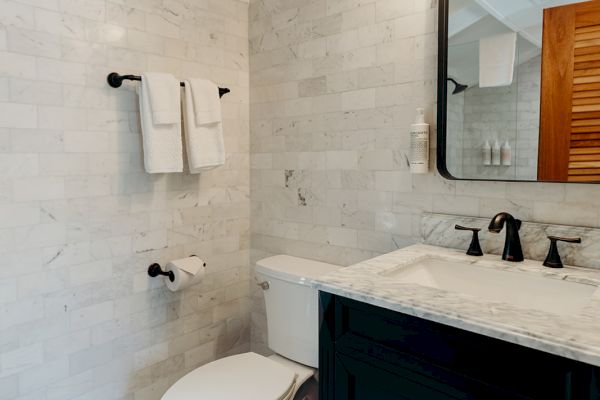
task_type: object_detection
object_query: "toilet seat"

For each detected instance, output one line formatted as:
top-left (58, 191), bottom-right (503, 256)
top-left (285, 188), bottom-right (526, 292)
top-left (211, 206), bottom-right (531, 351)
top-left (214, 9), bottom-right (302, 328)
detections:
top-left (161, 352), bottom-right (297, 400)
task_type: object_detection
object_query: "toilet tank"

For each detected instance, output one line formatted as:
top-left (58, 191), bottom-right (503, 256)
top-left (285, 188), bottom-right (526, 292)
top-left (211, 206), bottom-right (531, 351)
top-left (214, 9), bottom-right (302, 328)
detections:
top-left (255, 255), bottom-right (341, 368)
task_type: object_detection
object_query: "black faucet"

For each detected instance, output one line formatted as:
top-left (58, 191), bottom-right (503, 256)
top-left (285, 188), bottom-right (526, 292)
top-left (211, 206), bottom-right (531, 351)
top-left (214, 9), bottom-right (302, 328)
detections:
top-left (488, 212), bottom-right (524, 262)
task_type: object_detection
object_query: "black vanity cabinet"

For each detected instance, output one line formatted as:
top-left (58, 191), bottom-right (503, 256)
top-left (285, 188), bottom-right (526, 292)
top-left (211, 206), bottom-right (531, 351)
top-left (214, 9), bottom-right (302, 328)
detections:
top-left (319, 293), bottom-right (600, 400)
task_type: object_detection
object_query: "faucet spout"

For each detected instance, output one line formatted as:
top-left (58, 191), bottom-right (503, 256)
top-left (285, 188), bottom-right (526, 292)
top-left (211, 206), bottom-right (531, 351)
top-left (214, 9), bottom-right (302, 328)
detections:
top-left (488, 212), bottom-right (524, 262)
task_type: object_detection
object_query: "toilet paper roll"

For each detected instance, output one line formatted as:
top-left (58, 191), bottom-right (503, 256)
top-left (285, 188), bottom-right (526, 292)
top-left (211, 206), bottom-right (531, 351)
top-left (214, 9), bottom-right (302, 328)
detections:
top-left (164, 256), bottom-right (206, 292)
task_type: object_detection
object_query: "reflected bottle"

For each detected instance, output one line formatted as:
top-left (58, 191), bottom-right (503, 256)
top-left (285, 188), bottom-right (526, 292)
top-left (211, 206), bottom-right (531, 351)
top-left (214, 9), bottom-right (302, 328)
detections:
top-left (483, 140), bottom-right (491, 166)
top-left (492, 140), bottom-right (501, 166)
top-left (501, 140), bottom-right (512, 166)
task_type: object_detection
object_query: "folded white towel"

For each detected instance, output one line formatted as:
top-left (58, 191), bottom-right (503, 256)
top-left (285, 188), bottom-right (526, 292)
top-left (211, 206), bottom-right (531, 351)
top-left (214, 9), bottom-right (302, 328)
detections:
top-left (479, 32), bottom-right (517, 88)
top-left (182, 80), bottom-right (225, 173)
top-left (138, 81), bottom-right (183, 174)
top-left (142, 72), bottom-right (181, 125)
top-left (189, 79), bottom-right (222, 125)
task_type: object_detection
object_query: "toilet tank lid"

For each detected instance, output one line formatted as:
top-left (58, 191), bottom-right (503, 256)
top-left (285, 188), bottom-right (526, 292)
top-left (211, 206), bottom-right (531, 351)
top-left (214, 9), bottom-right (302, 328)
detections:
top-left (256, 255), bottom-right (341, 285)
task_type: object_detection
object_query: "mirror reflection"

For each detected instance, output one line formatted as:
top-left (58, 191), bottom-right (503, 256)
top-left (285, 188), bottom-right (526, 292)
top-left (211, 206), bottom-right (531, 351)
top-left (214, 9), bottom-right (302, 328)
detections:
top-left (444, 0), bottom-right (600, 182)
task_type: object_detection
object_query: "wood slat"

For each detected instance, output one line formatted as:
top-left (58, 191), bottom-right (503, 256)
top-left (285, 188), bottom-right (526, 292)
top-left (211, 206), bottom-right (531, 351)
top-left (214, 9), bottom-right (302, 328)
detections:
top-left (575, 53), bottom-right (600, 63)
top-left (572, 117), bottom-right (600, 127)
top-left (570, 155), bottom-right (600, 162)
top-left (568, 175), bottom-right (600, 182)
top-left (568, 167), bottom-right (600, 175)
top-left (574, 89), bottom-right (600, 99)
top-left (575, 11), bottom-right (600, 28)
top-left (576, 29), bottom-right (600, 41)
top-left (572, 111), bottom-right (600, 121)
top-left (574, 75), bottom-right (600, 84)
top-left (570, 154), bottom-right (600, 161)
top-left (572, 118), bottom-right (600, 126)
top-left (573, 125), bottom-right (600, 133)
top-left (573, 104), bottom-right (600, 112)
top-left (575, 38), bottom-right (600, 48)
top-left (575, 60), bottom-right (600, 70)
top-left (570, 147), bottom-right (600, 154)
top-left (575, 24), bottom-right (600, 35)
top-left (571, 139), bottom-right (600, 148)
top-left (574, 82), bottom-right (600, 92)
top-left (569, 160), bottom-right (600, 168)
top-left (575, 45), bottom-right (600, 56)
top-left (574, 68), bottom-right (600, 77)
top-left (572, 133), bottom-right (600, 140)
top-left (573, 97), bottom-right (600, 105)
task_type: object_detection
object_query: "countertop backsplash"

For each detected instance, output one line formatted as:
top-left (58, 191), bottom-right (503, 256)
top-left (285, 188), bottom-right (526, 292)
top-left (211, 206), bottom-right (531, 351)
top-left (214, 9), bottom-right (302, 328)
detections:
top-left (422, 213), bottom-right (600, 269)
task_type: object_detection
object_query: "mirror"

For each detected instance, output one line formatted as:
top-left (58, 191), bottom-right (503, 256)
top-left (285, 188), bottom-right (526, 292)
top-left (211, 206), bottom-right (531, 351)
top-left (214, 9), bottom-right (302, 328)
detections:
top-left (438, 0), bottom-right (600, 183)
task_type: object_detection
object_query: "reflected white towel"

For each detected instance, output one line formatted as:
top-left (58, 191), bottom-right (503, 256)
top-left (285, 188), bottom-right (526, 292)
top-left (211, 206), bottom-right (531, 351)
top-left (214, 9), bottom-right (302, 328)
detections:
top-left (479, 32), bottom-right (517, 88)
top-left (183, 80), bottom-right (225, 173)
top-left (138, 82), bottom-right (183, 174)
top-left (189, 79), bottom-right (222, 124)
top-left (142, 72), bottom-right (181, 124)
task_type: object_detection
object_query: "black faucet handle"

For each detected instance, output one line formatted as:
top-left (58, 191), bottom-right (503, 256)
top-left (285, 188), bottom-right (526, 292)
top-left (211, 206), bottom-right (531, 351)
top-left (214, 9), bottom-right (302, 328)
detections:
top-left (454, 225), bottom-right (483, 256)
top-left (543, 236), bottom-right (582, 269)
top-left (455, 225), bottom-right (481, 232)
top-left (548, 236), bottom-right (582, 244)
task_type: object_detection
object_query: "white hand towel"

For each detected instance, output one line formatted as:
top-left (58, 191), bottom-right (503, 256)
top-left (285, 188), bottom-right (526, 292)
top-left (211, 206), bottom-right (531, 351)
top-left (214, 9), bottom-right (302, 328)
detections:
top-left (142, 72), bottom-right (181, 125)
top-left (183, 80), bottom-right (225, 173)
top-left (189, 79), bottom-right (222, 125)
top-left (138, 82), bottom-right (183, 174)
top-left (479, 32), bottom-right (517, 88)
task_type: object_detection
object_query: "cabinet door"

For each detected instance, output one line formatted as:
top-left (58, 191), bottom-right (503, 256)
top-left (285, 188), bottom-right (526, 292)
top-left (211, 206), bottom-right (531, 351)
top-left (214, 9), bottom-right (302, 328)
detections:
top-left (320, 293), bottom-right (600, 400)
top-left (333, 353), bottom-right (468, 400)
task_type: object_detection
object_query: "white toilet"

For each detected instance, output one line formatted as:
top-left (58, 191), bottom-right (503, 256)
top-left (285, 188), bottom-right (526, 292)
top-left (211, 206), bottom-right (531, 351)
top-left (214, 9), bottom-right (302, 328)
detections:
top-left (162, 255), bottom-right (341, 400)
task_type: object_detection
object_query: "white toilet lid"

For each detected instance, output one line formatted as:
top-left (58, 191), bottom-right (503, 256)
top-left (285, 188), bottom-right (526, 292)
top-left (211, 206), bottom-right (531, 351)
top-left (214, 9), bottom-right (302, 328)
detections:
top-left (162, 352), bottom-right (296, 400)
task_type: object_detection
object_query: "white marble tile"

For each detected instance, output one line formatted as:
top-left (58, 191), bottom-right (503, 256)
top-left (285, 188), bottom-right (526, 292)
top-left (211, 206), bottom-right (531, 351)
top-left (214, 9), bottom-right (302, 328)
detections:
top-left (0, 343), bottom-right (44, 378)
top-left (0, 103), bottom-right (36, 129)
top-left (0, 0), bottom-right (36, 29)
top-left (69, 301), bottom-right (114, 331)
top-left (7, 26), bottom-right (61, 58)
top-left (59, 0), bottom-right (105, 21)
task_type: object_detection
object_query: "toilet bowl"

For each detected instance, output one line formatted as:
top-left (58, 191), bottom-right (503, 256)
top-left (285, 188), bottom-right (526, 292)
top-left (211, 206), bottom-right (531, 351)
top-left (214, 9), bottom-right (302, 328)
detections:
top-left (161, 352), bottom-right (305, 400)
top-left (161, 255), bottom-right (341, 400)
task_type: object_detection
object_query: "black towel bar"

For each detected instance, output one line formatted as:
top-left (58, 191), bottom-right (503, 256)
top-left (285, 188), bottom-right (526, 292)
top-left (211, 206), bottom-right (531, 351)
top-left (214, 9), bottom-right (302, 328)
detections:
top-left (106, 72), bottom-right (230, 98)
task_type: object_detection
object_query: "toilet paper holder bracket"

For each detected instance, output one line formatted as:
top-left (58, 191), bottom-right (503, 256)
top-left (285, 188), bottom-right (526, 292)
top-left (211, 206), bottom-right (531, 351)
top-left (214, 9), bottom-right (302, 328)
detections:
top-left (148, 255), bottom-right (206, 283)
top-left (148, 263), bottom-right (175, 282)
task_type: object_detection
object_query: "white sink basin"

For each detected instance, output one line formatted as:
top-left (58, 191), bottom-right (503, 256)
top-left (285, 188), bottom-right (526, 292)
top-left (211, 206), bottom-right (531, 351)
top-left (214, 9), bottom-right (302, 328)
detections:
top-left (386, 257), bottom-right (596, 316)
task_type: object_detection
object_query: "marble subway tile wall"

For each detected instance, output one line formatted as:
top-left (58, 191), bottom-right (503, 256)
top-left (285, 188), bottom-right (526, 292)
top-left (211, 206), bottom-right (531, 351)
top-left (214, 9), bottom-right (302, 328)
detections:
top-left (248, 0), bottom-right (600, 353)
top-left (460, 55), bottom-right (541, 181)
top-left (0, 1), bottom-right (249, 399)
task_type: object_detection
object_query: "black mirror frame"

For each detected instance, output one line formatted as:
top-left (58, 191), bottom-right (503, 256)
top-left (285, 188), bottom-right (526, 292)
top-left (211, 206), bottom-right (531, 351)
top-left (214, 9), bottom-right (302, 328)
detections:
top-left (437, 0), bottom-right (452, 180)
top-left (435, 0), bottom-right (572, 184)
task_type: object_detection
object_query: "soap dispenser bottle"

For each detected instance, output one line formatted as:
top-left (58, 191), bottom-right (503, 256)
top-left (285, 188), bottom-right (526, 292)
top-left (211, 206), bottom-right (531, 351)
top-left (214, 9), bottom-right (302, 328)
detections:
top-left (492, 140), bottom-right (501, 166)
top-left (409, 107), bottom-right (430, 174)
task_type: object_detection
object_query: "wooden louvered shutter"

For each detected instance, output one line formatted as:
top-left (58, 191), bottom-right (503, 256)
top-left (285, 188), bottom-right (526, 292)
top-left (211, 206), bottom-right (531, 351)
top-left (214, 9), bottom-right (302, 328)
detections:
top-left (539, 0), bottom-right (600, 182)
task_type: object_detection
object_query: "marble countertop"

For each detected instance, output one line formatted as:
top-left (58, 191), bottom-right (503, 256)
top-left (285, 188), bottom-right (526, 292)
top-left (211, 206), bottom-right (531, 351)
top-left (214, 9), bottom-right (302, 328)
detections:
top-left (314, 244), bottom-right (600, 367)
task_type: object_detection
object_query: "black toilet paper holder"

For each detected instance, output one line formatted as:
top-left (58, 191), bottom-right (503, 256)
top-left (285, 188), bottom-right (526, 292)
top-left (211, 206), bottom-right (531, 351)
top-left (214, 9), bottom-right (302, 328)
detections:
top-left (148, 256), bottom-right (205, 283)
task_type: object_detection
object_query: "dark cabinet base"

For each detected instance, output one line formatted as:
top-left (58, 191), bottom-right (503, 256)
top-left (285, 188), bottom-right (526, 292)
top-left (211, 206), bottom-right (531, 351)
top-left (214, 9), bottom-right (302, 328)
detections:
top-left (319, 293), bottom-right (600, 400)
